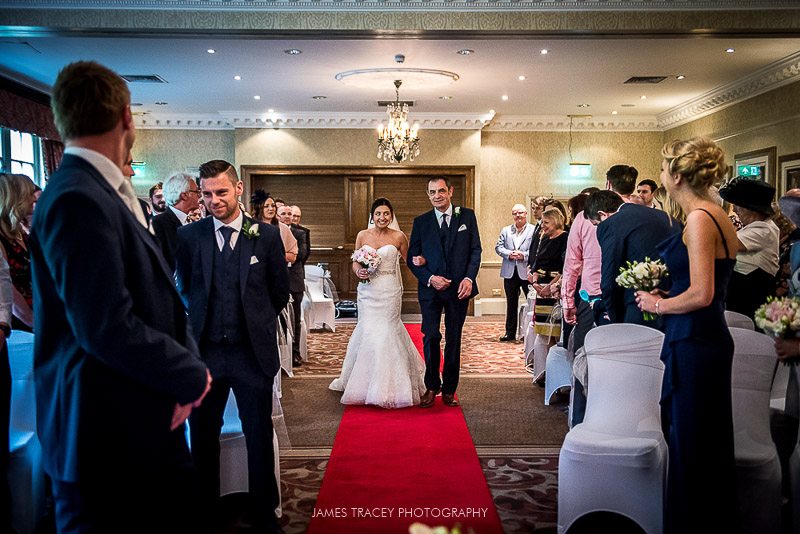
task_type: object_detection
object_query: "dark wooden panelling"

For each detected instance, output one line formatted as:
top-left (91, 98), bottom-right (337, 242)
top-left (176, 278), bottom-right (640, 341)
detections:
top-left (241, 166), bottom-right (475, 313)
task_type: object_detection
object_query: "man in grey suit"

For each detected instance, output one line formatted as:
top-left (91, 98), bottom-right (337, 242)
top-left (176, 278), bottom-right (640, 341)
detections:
top-left (495, 203), bottom-right (535, 341)
top-left (30, 60), bottom-right (210, 532)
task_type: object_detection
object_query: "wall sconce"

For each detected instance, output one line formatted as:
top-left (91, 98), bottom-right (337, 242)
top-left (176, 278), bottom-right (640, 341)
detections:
top-left (569, 162), bottom-right (592, 178)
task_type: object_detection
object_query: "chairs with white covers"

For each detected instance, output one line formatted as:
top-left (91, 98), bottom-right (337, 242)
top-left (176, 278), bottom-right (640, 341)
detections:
top-left (278, 306), bottom-right (293, 378)
top-left (7, 330), bottom-right (46, 534)
top-left (725, 309), bottom-right (755, 331)
top-left (517, 300), bottom-right (529, 341)
top-left (728, 327), bottom-right (782, 534)
top-left (304, 265), bottom-right (336, 332)
top-left (544, 343), bottom-right (572, 405)
top-left (558, 324), bottom-right (666, 534)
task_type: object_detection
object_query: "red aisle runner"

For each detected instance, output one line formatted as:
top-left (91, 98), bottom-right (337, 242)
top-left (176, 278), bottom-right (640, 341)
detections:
top-left (307, 325), bottom-right (503, 534)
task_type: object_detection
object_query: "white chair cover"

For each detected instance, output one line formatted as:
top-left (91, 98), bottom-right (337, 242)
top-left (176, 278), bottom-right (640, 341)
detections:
top-left (517, 301), bottom-right (529, 340)
top-left (523, 295), bottom-right (536, 365)
top-left (219, 388), bottom-right (285, 517)
top-left (729, 327), bottom-right (782, 534)
top-left (558, 323), bottom-right (666, 534)
top-left (278, 308), bottom-right (293, 377)
top-left (299, 309), bottom-right (309, 362)
top-left (725, 310), bottom-right (755, 330)
top-left (544, 344), bottom-right (572, 405)
top-left (7, 331), bottom-right (46, 534)
top-left (789, 365), bottom-right (800, 534)
top-left (304, 265), bottom-right (336, 332)
top-left (530, 334), bottom-right (550, 383)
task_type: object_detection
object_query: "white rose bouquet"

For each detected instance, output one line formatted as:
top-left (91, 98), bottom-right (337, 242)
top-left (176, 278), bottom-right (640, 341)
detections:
top-left (351, 245), bottom-right (382, 284)
top-left (615, 257), bottom-right (669, 321)
top-left (755, 296), bottom-right (800, 366)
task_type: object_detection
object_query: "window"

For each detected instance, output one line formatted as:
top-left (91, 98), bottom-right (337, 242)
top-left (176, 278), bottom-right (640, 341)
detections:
top-left (0, 128), bottom-right (45, 186)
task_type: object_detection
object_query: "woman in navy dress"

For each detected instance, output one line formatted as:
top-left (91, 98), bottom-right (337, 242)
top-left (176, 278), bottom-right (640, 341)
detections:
top-left (636, 137), bottom-right (740, 532)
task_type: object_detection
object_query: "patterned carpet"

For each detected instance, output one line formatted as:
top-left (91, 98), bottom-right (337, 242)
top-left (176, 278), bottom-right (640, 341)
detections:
top-left (270, 319), bottom-right (561, 533)
top-left (294, 321), bottom-right (529, 376)
top-left (277, 455), bottom-right (558, 534)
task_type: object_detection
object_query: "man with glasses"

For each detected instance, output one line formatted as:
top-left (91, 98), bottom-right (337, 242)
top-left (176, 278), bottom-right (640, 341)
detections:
top-left (153, 171), bottom-right (201, 270)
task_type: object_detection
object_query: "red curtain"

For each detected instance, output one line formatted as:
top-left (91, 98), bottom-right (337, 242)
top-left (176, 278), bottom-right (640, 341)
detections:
top-left (42, 139), bottom-right (64, 178)
top-left (0, 85), bottom-right (60, 142)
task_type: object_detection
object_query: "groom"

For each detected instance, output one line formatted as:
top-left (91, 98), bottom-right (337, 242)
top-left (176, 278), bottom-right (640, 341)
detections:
top-left (409, 177), bottom-right (482, 407)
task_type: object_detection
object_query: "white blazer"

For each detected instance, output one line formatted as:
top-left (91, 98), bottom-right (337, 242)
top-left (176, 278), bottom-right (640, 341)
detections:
top-left (495, 222), bottom-right (535, 280)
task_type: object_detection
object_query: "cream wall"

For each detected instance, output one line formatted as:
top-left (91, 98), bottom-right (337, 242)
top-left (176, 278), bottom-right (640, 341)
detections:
top-left (665, 80), bottom-right (800, 184)
top-left (131, 129), bottom-right (235, 195)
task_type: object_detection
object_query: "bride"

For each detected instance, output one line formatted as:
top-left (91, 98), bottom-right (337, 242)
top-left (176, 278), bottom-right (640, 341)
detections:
top-left (329, 198), bottom-right (426, 408)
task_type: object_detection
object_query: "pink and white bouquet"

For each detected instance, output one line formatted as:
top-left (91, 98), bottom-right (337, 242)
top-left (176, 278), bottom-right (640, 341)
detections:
top-left (755, 296), bottom-right (800, 337)
top-left (615, 257), bottom-right (669, 321)
top-left (351, 245), bottom-right (382, 284)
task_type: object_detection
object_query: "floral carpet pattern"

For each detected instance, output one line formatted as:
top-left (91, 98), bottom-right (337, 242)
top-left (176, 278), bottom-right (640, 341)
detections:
top-left (277, 455), bottom-right (558, 534)
top-left (295, 321), bottom-right (528, 376)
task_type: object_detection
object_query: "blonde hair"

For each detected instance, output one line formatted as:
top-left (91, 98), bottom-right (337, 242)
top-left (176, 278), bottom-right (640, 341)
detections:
top-left (0, 173), bottom-right (36, 242)
top-left (541, 206), bottom-right (565, 230)
top-left (661, 137), bottom-right (728, 193)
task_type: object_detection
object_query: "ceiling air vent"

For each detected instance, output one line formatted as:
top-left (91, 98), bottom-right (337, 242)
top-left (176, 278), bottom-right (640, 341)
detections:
top-left (377, 100), bottom-right (414, 107)
top-left (624, 76), bottom-right (668, 84)
top-left (120, 74), bottom-right (168, 83)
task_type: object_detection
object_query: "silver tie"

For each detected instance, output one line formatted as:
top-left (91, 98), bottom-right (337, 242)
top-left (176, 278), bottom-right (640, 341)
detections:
top-left (118, 179), bottom-right (148, 228)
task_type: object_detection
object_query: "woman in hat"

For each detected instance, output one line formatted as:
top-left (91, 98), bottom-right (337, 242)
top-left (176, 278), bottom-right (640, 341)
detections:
top-left (719, 176), bottom-right (780, 319)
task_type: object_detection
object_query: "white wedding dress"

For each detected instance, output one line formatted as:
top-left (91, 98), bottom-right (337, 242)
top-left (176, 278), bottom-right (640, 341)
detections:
top-left (329, 244), bottom-right (426, 408)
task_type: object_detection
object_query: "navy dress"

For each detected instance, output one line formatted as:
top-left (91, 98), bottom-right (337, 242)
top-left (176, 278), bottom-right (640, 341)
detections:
top-left (657, 208), bottom-right (739, 532)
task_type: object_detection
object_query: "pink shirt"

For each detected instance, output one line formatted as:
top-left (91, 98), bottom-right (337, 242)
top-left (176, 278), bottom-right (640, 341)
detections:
top-left (561, 213), bottom-right (602, 309)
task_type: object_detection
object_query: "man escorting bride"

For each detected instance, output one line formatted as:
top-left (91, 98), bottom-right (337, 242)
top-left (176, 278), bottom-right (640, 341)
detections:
top-left (329, 198), bottom-right (426, 408)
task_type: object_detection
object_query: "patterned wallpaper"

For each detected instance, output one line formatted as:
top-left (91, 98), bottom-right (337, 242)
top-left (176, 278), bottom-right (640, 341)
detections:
top-left (131, 129), bottom-right (234, 195)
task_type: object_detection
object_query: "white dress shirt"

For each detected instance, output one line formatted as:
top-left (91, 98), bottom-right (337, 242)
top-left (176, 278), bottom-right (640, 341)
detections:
top-left (169, 205), bottom-right (189, 226)
top-left (213, 211), bottom-right (243, 251)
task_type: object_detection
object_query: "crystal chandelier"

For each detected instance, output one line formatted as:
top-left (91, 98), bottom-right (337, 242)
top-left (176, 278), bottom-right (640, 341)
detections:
top-left (377, 80), bottom-right (420, 164)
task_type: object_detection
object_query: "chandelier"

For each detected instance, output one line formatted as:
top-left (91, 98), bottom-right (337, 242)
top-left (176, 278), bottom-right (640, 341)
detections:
top-left (377, 80), bottom-right (420, 164)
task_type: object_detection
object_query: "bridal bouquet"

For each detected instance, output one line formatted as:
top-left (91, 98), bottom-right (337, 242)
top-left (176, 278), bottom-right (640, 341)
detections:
top-left (755, 297), bottom-right (800, 365)
top-left (615, 257), bottom-right (669, 321)
top-left (351, 245), bottom-right (382, 284)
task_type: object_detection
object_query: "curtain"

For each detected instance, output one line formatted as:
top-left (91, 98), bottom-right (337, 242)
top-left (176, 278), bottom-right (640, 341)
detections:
top-left (0, 85), bottom-right (60, 142)
top-left (42, 139), bottom-right (64, 178)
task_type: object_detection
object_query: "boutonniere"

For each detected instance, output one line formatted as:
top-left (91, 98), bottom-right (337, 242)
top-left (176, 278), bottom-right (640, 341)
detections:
top-left (454, 206), bottom-right (461, 217)
top-left (242, 220), bottom-right (260, 239)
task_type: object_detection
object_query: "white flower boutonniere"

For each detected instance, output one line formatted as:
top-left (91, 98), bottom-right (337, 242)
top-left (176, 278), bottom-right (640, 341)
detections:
top-left (242, 220), bottom-right (260, 239)
top-left (454, 206), bottom-right (461, 217)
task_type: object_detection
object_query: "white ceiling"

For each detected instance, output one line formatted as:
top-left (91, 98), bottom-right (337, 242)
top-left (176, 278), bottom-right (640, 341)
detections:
top-left (1, 10), bottom-right (799, 131)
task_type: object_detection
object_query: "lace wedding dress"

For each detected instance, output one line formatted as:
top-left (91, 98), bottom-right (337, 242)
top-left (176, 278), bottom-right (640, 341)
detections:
top-left (329, 244), bottom-right (426, 408)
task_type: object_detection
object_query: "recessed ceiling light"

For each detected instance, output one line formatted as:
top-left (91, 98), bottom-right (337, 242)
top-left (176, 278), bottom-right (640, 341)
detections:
top-left (253, 95), bottom-right (261, 100)
top-left (312, 95), bottom-right (327, 100)
top-left (155, 101), bottom-right (167, 105)
top-left (457, 48), bottom-right (474, 55)
top-left (577, 103), bottom-right (590, 108)
top-left (676, 74), bottom-right (686, 80)
top-left (233, 75), bottom-right (241, 81)
top-left (726, 48), bottom-right (735, 53)
top-left (284, 48), bottom-right (302, 55)
top-left (501, 95), bottom-right (509, 101)
top-left (518, 75), bottom-right (526, 81)
top-left (640, 95), bottom-right (647, 100)
top-left (267, 108), bottom-right (274, 113)
top-left (207, 49), bottom-right (215, 54)
top-left (540, 49), bottom-right (549, 55)
top-left (439, 96), bottom-right (453, 100)
top-left (611, 110), bottom-right (618, 115)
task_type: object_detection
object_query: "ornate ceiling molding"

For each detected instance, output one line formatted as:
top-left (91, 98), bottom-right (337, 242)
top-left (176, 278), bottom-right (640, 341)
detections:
top-left (658, 49), bottom-right (800, 129)
top-left (484, 115), bottom-right (660, 132)
top-left (2, 0), bottom-right (797, 10)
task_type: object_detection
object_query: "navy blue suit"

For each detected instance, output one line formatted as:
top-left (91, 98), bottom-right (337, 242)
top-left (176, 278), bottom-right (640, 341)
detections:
top-left (408, 207), bottom-right (481, 394)
top-left (596, 202), bottom-right (677, 326)
top-left (30, 154), bottom-right (208, 532)
top-left (175, 214), bottom-right (289, 530)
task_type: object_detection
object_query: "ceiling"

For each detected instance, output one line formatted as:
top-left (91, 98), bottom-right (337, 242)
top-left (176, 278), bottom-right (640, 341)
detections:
top-left (1, 3), bottom-right (799, 131)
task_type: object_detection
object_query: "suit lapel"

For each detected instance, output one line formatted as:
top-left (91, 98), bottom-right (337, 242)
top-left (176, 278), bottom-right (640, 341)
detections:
top-left (446, 207), bottom-right (460, 252)
top-left (239, 218), bottom-right (256, 299)
top-left (200, 219), bottom-right (215, 298)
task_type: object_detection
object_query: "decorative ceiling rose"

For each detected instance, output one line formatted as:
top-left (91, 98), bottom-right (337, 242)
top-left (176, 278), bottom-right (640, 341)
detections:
top-left (377, 80), bottom-right (420, 164)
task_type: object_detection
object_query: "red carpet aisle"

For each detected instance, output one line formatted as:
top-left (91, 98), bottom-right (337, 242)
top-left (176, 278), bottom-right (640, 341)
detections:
top-left (307, 325), bottom-right (503, 534)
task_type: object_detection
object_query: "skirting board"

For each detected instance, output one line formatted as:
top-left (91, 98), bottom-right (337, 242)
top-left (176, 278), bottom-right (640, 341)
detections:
top-left (474, 298), bottom-right (506, 316)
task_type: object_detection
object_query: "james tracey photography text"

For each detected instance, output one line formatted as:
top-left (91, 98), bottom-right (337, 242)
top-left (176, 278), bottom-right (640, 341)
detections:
top-left (311, 507), bottom-right (489, 519)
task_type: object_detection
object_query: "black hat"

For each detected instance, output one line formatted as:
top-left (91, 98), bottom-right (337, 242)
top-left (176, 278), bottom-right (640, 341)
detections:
top-left (719, 176), bottom-right (775, 216)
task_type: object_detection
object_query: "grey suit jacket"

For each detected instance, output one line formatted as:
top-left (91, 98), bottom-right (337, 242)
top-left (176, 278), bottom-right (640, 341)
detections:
top-left (495, 222), bottom-right (535, 279)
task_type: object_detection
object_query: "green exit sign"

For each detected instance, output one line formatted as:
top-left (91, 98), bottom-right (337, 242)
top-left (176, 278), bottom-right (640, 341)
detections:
top-left (737, 165), bottom-right (761, 177)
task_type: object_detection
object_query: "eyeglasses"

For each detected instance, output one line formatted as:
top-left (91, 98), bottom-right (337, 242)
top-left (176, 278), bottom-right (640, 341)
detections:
top-left (186, 189), bottom-right (201, 196)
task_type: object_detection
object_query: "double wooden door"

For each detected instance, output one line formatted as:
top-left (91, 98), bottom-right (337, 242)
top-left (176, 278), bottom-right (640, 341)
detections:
top-left (240, 166), bottom-right (475, 313)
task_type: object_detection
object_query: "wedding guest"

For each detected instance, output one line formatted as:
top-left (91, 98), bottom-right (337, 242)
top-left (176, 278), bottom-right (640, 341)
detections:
top-left (121, 151), bottom-right (153, 223)
top-left (152, 172), bottom-right (201, 270)
top-left (149, 181), bottom-right (166, 215)
top-left (636, 179), bottom-right (659, 208)
top-left (719, 176), bottom-right (779, 320)
top-left (31, 60), bottom-right (210, 533)
top-left (251, 189), bottom-right (297, 264)
top-left (0, 173), bottom-right (36, 331)
top-left (278, 204), bottom-right (308, 366)
top-left (495, 204), bottom-right (535, 342)
top-left (605, 164), bottom-right (639, 203)
top-left (636, 137), bottom-right (740, 532)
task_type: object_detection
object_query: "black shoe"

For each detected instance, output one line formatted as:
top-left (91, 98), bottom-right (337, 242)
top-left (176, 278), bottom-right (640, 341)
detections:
top-left (499, 334), bottom-right (514, 342)
top-left (292, 355), bottom-right (302, 367)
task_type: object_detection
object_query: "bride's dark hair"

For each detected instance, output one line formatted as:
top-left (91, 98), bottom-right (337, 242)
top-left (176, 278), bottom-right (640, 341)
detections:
top-left (370, 197), bottom-right (393, 219)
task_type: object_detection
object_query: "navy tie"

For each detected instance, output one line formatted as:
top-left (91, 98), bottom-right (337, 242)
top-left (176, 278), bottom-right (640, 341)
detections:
top-left (219, 226), bottom-right (234, 261)
top-left (439, 213), bottom-right (449, 248)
